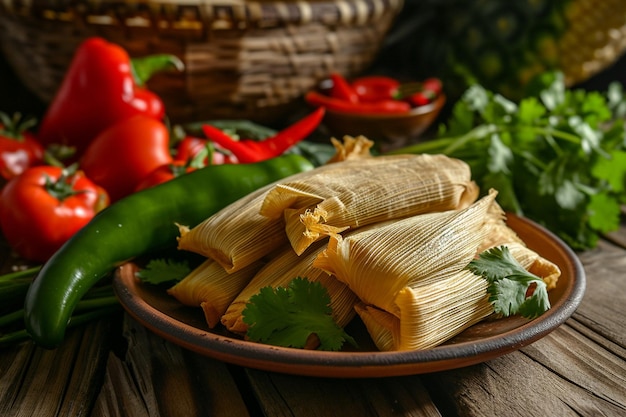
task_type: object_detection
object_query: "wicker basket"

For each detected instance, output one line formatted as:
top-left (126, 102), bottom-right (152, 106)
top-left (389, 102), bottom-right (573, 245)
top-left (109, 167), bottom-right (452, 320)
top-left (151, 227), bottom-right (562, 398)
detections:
top-left (0, 0), bottom-right (404, 123)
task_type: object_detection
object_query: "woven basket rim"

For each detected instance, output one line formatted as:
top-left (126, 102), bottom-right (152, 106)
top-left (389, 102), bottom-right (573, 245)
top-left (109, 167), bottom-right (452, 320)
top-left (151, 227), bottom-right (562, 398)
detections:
top-left (0, 0), bottom-right (404, 26)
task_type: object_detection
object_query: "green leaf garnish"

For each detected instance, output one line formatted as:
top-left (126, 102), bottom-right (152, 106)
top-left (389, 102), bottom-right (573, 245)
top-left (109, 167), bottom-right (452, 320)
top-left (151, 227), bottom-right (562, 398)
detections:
top-left (135, 258), bottom-right (190, 285)
top-left (242, 277), bottom-right (356, 351)
top-left (466, 246), bottom-right (550, 319)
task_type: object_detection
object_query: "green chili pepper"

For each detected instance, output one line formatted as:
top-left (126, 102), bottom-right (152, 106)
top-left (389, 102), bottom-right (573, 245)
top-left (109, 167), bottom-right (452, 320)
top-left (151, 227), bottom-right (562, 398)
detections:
top-left (24, 154), bottom-right (314, 348)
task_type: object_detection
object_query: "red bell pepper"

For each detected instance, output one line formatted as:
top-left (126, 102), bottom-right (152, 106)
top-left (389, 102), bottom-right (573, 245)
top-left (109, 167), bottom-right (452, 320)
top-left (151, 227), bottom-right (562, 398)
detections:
top-left (37, 37), bottom-right (182, 157)
top-left (202, 107), bottom-right (325, 163)
top-left (0, 164), bottom-right (109, 262)
top-left (0, 112), bottom-right (45, 180)
top-left (80, 115), bottom-right (173, 202)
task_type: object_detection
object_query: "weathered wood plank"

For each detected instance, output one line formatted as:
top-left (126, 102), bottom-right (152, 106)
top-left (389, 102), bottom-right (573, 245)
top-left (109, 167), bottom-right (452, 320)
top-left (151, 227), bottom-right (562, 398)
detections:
top-left (245, 369), bottom-right (442, 417)
top-left (422, 319), bottom-right (626, 417)
top-left (575, 240), bottom-right (626, 347)
top-left (91, 316), bottom-right (250, 417)
top-left (0, 319), bottom-right (112, 417)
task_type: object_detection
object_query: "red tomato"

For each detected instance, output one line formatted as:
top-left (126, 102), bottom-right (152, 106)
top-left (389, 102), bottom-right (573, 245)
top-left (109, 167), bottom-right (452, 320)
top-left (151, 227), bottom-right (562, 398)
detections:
top-left (134, 160), bottom-right (195, 191)
top-left (0, 165), bottom-right (109, 262)
top-left (0, 113), bottom-right (45, 180)
top-left (175, 136), bottom-right (239, 165)
top-left (80, 115), bottom-right (173, 202)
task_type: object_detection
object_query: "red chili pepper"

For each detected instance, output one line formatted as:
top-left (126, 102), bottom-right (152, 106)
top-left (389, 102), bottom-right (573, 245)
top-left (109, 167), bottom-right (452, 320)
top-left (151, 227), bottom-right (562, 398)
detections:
top-left (329, 72), bottom-right (359, 103)
top-left (305, 91), bottom-right (411, 114)
top-left (37, 37), bottom-right (182, 157)
top-left (408, 89), bottom-right (437, 107)
top-left (351, 76), bottom-right (400, 102)
top-left (202, 107), bottom-right (325, 163)
top-left (422, 77), bottom-right (443, 96)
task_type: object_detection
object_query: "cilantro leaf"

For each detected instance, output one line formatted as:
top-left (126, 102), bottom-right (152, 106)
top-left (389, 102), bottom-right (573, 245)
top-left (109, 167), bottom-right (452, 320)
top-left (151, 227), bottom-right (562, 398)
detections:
top-left (392, 70), bottom-right (626, 250)
top-left (466, 246), bottom-right (550, 319)
top-left (135, 258), bottom-right (190, 285)
top-left (242, 277), bottom-right (356, 351)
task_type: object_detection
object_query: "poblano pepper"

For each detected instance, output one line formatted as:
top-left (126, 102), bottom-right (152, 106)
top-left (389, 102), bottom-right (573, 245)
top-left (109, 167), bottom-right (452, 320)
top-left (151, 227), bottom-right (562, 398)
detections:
top-left (24, 154), bottom-right (314, 348)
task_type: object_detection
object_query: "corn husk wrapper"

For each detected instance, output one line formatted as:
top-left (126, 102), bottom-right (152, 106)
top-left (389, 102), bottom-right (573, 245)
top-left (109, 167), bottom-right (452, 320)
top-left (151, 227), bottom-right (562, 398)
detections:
top-left (314, 189), bottom-right (562, 351)
top-left (167, 259), bottom-right (264, 328)
top-left (177, 182), bottom-right (288, 273)
top-left (221, 241), bottom-right (359, 335)
top-left (314, 190), bottom-right (500, 316)
top-left (354, 269), bottom-right (495, 351)
top-left (260, 153), bottom-right (480, 255)
top-left (313, 191), bottom-right (500, 351)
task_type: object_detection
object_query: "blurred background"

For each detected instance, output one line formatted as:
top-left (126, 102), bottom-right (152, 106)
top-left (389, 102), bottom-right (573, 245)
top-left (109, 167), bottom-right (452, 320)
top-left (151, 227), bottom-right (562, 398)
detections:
top-left (1, 0), bottom-right (626, 126)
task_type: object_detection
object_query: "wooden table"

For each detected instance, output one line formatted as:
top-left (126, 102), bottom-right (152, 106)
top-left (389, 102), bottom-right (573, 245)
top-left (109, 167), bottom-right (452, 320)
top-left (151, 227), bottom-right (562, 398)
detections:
top-left (0, 220), bottom-right (625, 417)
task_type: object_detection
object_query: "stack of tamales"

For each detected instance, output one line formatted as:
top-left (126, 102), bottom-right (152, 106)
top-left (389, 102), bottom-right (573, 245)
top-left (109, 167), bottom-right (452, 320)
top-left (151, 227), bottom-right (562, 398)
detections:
top-left (170, 136), bottom-right (561, 351)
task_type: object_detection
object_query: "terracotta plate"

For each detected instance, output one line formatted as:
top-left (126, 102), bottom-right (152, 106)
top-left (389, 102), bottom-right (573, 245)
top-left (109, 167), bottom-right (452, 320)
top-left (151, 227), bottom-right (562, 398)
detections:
top-left (112, 213), bottom-right (586, 378)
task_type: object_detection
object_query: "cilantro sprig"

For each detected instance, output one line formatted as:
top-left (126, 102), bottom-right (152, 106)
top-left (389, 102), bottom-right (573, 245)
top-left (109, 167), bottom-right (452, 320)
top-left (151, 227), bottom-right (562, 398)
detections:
top-left (135, 258), bottom-right (190, 285)
top-left (393, 71), bottom-right (626, 250)
top-left (242, 277), bottom-right (356, 351)
top-left (467, 246), bottom-right (550, 319)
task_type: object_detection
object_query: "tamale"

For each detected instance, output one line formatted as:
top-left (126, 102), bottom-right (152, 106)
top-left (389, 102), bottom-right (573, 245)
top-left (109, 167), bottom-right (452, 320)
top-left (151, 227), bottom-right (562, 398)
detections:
top-left (260, 153), bottom-right (480, 255)
top-left (315, 190), bottom-right (561, 351)
top-left (167, 259), bottom-right (264, 328)
top-left (313, 190), bottom-right (499, 317)
top-left (177, 181), bottom-right (288, 273)
top-left (313, 191), bottom-right (499, 351)
top-left (354, 269), bottom-right (494, 351)
top-left (221, 241), bottom-right (358, 335)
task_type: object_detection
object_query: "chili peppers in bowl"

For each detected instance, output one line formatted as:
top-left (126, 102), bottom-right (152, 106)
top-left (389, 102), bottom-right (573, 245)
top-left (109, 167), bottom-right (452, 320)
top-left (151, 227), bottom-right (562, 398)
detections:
top-left (305, 73), bottom-right (445, 151)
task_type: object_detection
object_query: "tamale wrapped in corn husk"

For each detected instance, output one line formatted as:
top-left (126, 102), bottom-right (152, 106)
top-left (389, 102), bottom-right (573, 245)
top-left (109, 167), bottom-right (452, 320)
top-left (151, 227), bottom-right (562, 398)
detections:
top-left (354, 269), bottom-right (494, 351)
top-left (260, 153), bottom-right (480, 255)
top-left (221, 241), bottom-right (358, 335)
top-left (176, 136), bottom-right (376, 272)
top-left (313, 191), bottom-right (499, 350)
top-left (167, 259), bottom-right (264, 328)
top-left (314, 190), bottom-right (500, 317)
top-left (314, 189), bottom-right (561, 351)
top-left (177, 182), bottom-right (288, 273)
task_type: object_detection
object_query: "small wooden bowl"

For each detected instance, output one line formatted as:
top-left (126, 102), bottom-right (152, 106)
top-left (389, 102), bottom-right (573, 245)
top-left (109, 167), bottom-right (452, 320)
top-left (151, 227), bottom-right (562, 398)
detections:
top-left (321, 94), bottom-right (446, 152)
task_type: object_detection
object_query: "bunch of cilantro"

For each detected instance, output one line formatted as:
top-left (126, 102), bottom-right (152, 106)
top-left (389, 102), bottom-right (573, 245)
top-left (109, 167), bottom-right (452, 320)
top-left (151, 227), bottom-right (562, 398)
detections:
top-left (394, 71), bottom-right (626, 250)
